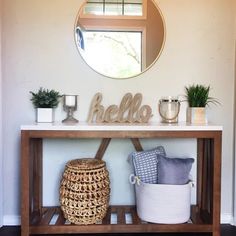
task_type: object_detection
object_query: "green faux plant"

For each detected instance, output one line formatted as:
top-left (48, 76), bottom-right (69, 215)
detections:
top-left (185, 84), bottom-right (218, 107)
top-left (30, 87), bottom-right (62, 108)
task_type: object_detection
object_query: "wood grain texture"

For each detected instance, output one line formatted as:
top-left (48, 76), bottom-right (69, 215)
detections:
top-left (131, 138), bottom-right (143, 151)
top-left (27, 205), bottom-right (214, 235)
top-left (21, 131), bottom-right (30, 236)
top-left (31, 139), bottom-right (43, 216)
top-left (95, 138), bottom-right (111, 160)
top-left (21, 129), bottom-right (222, 236)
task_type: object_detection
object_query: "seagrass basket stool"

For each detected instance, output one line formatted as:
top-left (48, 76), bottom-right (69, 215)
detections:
top-left (59, 158), bottom-right (110, 225)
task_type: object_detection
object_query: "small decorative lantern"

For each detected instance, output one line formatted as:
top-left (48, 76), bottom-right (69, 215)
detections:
top-left (62, 95), bottom-right (79, 123)
top-left (159, 97), bottom-right (180, 123)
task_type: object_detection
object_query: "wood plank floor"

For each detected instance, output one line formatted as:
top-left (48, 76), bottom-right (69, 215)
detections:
top-left (0, 225), bottom-right (236, 236)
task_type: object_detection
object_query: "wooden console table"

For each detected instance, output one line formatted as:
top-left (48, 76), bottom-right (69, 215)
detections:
top-left (21, 122), bottom-right (222, 236)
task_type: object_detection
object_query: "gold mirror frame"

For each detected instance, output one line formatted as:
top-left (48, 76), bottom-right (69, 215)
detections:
top-left (74, 0), bottom-right (166, 79)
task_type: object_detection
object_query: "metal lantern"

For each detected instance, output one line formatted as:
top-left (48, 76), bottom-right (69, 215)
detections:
top-left (159, 97), bottom-right (180, 123)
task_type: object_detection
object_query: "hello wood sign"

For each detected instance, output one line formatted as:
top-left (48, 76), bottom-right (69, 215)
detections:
top-left (87, 93), bottom-right (153, 123)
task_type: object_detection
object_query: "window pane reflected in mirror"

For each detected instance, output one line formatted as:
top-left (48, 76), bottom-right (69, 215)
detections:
top-left (85, 0), bottom-right (143, 16)
top-left (79, 31), bottom-right (142, 78)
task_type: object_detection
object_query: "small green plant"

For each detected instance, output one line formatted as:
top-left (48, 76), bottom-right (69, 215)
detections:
top-left (30, 87), bottom-right (62, 108)
top-left (185, 84), bottom-right (218, 107)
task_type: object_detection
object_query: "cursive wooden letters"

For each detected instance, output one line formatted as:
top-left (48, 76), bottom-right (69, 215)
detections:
top-left (87, 93), bottom-right (153, 123)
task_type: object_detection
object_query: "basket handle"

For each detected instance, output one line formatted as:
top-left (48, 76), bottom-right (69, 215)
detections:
top-left (130, 174), bottom-right (194, 187)
top-left (189, 181), bottom-right (195, 188)
top-left (129, 174), bottom-right (141, 185)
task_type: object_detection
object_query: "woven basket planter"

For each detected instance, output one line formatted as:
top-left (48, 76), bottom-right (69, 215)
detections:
top-left (59, 158), bottom-right (110, 225)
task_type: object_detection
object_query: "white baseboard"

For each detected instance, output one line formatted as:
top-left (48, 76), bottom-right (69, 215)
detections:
top-left (221, 213), bottom-right (234, 224)
top-left (230, 216), bottom-right (236, 226)
top-left (2, 213), bottom-right (234, 226)
top-left (3, 215), bottom-right (20, 226)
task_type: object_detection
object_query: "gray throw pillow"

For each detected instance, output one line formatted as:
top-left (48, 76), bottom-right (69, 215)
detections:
top-left (129, 146), bottom-right (166, 184)
top-left (157, 155), bottom-right (194, 185)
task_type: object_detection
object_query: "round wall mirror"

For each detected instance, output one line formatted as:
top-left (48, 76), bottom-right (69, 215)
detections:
top-left (75, 0), bottom-right (165, 79)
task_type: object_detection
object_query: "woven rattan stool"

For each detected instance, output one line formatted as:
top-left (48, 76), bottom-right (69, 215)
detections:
top-left (59, 158), bottom-right (110, 225)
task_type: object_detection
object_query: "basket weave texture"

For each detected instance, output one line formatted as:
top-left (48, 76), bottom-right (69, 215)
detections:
top-left (59, 158), bottom-right (110, 225)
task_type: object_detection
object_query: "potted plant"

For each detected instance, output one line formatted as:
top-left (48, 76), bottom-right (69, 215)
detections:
top-left (185, 84), bottom-right (218, 124)
top-left (30, 87), bottom-right (62, 123)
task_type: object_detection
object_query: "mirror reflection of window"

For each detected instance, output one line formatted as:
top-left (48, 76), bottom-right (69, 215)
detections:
top-left (75, 0), bottom-right (165, 79)
top-left (78, 31), bottom-right (142, 78)
top-left (84, 0), bottom-right (143, 16)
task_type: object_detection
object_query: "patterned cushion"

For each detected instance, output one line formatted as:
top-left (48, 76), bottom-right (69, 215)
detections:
top-left (157, 155), bottom-right (194, 185)
top-left (129, 146), bottom-right (166, 184)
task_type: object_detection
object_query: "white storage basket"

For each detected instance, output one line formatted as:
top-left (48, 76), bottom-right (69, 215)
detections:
top-left (130, 175), bottom-right (192, 224)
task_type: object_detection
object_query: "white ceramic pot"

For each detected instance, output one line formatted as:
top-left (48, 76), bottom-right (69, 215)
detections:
top-left (36, 108), bottom-right (54, 123)
top-left (186, 107), bottom-right (207, 124)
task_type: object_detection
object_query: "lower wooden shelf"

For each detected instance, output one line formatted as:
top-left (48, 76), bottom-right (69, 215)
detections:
top-left (29, 205), bottom-right (212, 235)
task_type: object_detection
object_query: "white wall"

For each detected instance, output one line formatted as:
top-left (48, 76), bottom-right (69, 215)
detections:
top-left (233, 0), bottom-right (236, 226)
top-left (0, 0), bottom-right (3, 227)
top-left (1, 0), bottom-right (236, 224)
